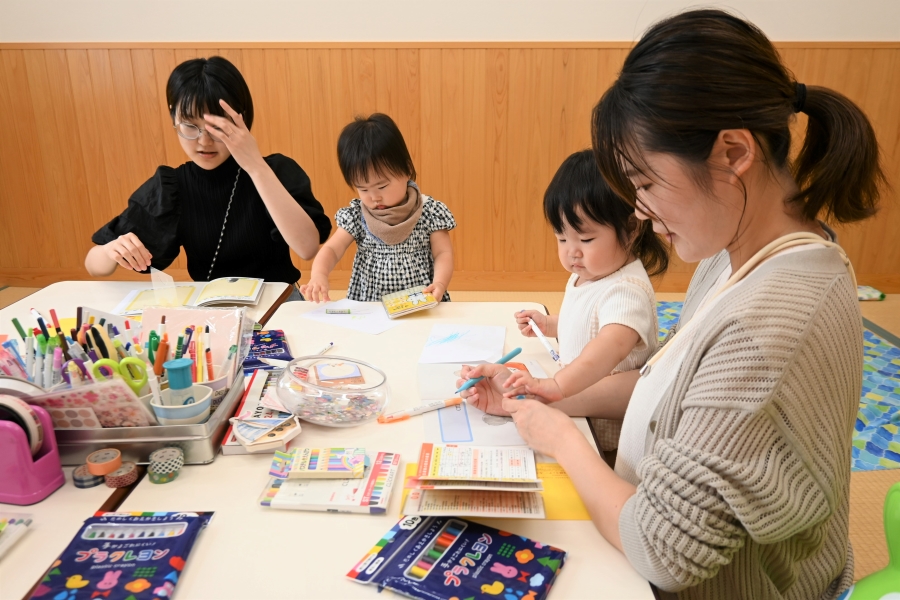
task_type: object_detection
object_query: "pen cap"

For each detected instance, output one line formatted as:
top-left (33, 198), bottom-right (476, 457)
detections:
top-left (163, 358), bottom-right (194, 391)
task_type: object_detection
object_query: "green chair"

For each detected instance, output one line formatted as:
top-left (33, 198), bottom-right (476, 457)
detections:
top-left (838, 482), bottom-right (900, 599)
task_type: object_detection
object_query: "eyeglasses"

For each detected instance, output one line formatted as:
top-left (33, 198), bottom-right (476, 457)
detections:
top-left (173, 122), bottom-right (222, 141)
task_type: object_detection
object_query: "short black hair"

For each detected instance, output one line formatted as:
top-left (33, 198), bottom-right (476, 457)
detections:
top-left (337, 113), bottom-right (416, 187)
top-left (166, 56), bottom-right (254, 130)
top-left (544, 150), bottom-right (669, 276)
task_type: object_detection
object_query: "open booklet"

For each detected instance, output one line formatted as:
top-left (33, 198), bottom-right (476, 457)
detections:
top-left (115, 277), bottom-right (264, 316)
top-left (402, 444), bottom-right (546, 519)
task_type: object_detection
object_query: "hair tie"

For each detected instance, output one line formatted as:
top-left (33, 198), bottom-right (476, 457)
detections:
top-left (792, 82), bottom-right (807, 113)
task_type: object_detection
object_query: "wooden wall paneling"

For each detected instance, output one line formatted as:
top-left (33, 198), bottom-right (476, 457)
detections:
top-left (1, 50), bottom-right (51, 269)
top-left (0, 52), bottom-right (30, 269)
top-left (38, 50), bottom-right (96, 270)
top-left (440, 48), bottom-right (464, 271)
top-left (461, 49), bottom-right (487, 274)
top-left (486, 48), bottom-right (509, 273)
top-left (1, 44), bottom-right (900, 290)
top-left (22, 50), bottom-right (78, 270)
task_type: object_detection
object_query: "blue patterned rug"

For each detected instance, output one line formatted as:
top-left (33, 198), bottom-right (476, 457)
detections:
top-left (656, 301), bottom-right (900, 471)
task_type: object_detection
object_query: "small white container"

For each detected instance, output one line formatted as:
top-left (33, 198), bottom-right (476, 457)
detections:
top-left (146, 386), bottom-right (213, 426)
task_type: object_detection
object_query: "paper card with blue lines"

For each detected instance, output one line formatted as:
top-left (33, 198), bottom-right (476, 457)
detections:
top-left (418, 361), bottom-right (548, 446)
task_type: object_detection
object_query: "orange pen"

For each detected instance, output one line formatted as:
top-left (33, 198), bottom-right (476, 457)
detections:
top-left (153, 337), bottom-right (169, 377)
top-left (205, 348), bottom-right (215, 380)
top-left (377, 397), bottom-right (464, 424)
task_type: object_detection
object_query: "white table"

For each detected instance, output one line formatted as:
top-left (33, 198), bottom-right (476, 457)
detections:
top-left (0, 280), bottom-right (291, 341)
top-left (0, 468), bottom-right (116, 600)
top-left (117, 301), bottom-right (653, 599)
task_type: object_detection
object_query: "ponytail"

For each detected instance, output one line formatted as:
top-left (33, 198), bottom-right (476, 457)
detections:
top-left (794, 86), bottom-right (885, 223)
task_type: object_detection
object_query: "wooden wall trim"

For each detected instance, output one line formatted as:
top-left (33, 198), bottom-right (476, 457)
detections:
top-left (2, 41), bottom-right (900, 50)
top-left (1, 44), bottom-right (898, 293)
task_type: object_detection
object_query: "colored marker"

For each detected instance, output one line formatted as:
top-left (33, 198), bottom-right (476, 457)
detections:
top-left (11, 318), bottom-right (27, 341)
top-left (527, 318), bottom-right (560, 363)
top-left (378, 397), bottom-right (463, 424)
top-left (454, 347), bottom-right (523, 393)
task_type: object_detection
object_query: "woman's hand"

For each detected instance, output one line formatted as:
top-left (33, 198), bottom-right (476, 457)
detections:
top-left (102, 233), bottom-right (152, 271)
top-left (503, 372), bottom-right (564, 402)
top-left (423, 281), bottom-right (446, 302)
top-left (300, 276), bottom-right (331, 303)
top-left (203, 100), bottom-right (267, 176)
top-left (457, 364), bottom-right (515, 416)
top-left (502, 397), bottom-right (580, 457)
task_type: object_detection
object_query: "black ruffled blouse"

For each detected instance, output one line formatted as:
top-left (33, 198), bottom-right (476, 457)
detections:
top-left (92, 154), bottom-right (332, 283)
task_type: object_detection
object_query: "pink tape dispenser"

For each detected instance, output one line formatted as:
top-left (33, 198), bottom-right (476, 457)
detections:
top-left (0, 395), bottom-right (65, 505)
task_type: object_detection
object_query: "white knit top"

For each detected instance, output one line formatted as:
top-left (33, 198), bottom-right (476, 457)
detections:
top-left (557, 259), bottom-right (658, 372)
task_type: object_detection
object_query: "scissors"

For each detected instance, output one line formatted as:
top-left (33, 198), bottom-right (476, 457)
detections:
top-left (90, 357), bottom-right (148, 395)
top-left (61, 358), bottom-right (88, 385)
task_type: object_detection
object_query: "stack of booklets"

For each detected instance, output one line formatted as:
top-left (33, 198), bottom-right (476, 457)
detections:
top-left (402, 443), bottom-right (545, 519)
top-left (259, 447), bottom-right (401, 514)
top-left (381, 285), bottom-right (438, 319)
top-left (222, 370), bottom-right (295, 455)
top-left (348, 516), bottom-right (567, 600)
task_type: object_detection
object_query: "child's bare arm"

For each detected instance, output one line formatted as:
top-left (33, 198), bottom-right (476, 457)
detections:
top-left (300, 228), bottom-right (355, 302)
top-left (545, 324), bottom-right (640, 400)
top-left (424, 230), bottom-right (453, 301)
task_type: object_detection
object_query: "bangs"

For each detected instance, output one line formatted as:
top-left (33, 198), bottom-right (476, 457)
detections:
top-left (591, 86), bottom-right (648, 209)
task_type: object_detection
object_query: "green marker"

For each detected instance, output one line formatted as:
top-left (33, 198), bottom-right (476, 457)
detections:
top-left (11, 318), bottom-right (27, 341)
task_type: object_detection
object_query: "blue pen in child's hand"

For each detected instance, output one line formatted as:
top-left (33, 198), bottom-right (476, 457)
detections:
top-left (455, 347), bottom-right (523, 393)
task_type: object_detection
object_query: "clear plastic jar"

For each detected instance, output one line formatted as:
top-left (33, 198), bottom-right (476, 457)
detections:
top-left (275, 356), bottom-right (389, 427)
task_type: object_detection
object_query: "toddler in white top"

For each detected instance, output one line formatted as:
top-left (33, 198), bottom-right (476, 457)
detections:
top-left (505, 150), bottom-right (665, 450)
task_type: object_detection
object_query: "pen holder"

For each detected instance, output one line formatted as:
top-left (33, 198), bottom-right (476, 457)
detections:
top-left (198, 373), bottom-right (229, 414)
top-left (0, 405), bottom-right (65, 505)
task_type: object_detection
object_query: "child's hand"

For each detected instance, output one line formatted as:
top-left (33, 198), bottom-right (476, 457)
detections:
top-left (502, 373), bottom-right (564, 403)
top-left (515, 310), bottom-right (548, 338)
top-left (300, 277), bottom-right (331, 303)
top-left (423, 282), bottom-right (446, 302)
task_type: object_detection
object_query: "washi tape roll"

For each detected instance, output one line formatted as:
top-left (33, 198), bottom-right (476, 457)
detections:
top-left (148, 447), bottom-right (184, 474)
top-left (147, 469), bottom-right (180, 484)
top-left (104, 461), bottom-right (138, 488)
top-left (72, 464), bottom-right (105, 489)
top-left (0, 395), bottom-right (44, 456)
top-left (86, 448), bottom-right (123, 476)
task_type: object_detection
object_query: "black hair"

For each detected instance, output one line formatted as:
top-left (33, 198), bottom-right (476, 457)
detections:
top-left (593, 9), bottom-right (884, 225)
top-left (544, 150), bottom-right (668, 277)
top-left (337, 113), bottom-right (416, 187)
top-left (166, 56), bottom-right (254, 129)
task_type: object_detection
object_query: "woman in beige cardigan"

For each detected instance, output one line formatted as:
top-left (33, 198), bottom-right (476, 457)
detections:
top-left (461, 9), bottom-right (885, 600)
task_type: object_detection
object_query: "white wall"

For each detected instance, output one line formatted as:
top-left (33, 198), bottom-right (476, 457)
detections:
top-left (2, 0), bottom-right (899, 43)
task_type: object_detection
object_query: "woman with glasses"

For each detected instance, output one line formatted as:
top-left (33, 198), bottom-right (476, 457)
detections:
top-left (85, 56), bottom-right (331, 296)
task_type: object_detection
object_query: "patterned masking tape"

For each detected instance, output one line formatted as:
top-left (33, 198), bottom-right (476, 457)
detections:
top-left (148, 447), bottom-right (184, 474)
top-left (86, 448), bottom-right (123, 476)
top-left (148, 469), bottom-right (180, 485)
top-left (104, 462), bottom-right (138, 488)
top-left (0, 395), bottom-right (44, 456)
top-left (73, 464), bottom-right (105, 489)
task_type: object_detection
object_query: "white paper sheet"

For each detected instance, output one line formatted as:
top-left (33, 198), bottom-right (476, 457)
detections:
top-left (300, 299), bottom-right (399, 335)
top-left (418, 362), bottom-right (554, 446)
top-left (418, 324), bottom-right (506, 364)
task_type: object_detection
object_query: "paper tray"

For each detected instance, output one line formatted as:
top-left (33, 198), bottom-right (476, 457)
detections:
top-left (53, 381), bottom-right (244, 466)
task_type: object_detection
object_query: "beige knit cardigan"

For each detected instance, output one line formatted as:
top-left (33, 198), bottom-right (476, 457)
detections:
top-left (618, 247), bottom-right (861, 599)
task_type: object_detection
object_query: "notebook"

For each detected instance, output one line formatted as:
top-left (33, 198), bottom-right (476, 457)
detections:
top-left (258, 451), bottom-right (401, 514)
top-left (347, 516), bottom-right (567, 600)
top-left (382, 286), bottom-right (438, 319)
top-left (401, 444), bottom-right (545, 519)
top-left (115, 277), bottom-right (264, 316)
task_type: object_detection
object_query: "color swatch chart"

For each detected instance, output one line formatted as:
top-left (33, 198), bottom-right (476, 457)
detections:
top-left (82, 522), bottom-right (188, 540)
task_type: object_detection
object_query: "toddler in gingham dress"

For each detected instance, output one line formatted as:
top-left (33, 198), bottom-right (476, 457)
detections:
top-left (302, 113), bottom-right (456, 303)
